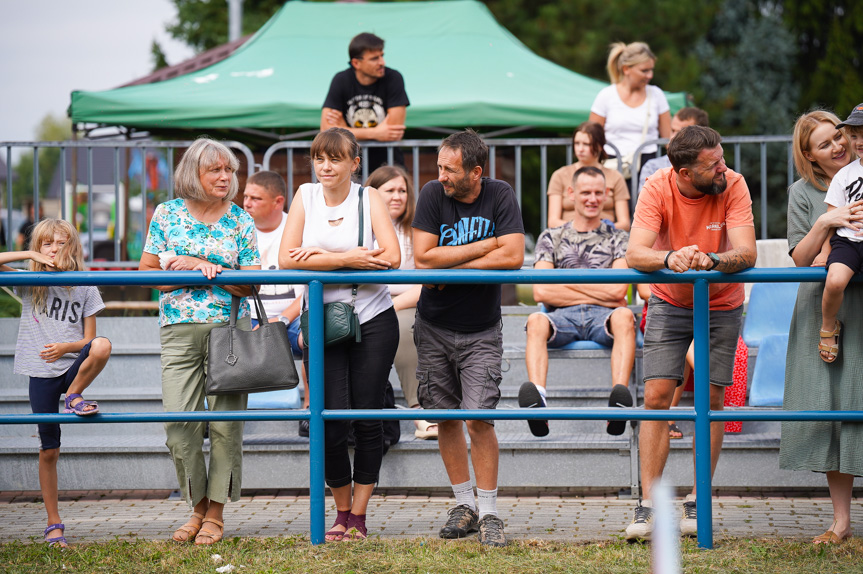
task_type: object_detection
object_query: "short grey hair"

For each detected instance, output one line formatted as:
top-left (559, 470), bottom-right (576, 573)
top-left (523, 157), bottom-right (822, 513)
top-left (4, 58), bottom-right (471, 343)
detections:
top-left (174, 138), bottom-right (240, 202)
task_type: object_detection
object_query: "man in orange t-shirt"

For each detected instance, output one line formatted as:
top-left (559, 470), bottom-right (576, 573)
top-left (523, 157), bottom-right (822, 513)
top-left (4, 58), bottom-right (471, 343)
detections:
top-left (624, 126), bottom-right (756, 541)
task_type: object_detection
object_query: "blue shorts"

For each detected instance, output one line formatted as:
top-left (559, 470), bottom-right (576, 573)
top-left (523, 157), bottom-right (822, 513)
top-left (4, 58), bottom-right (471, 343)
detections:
top-left (251, 317), bottom-right (303, 359)
top-left (29, 337), bottom-right (102, 450)
top-left (537, 304), bottom-right (617, 348)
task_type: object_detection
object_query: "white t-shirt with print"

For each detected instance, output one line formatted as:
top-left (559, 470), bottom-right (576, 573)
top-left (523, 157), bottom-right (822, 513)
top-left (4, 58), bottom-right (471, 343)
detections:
top-left (825, 159), bottom-right (863, 241)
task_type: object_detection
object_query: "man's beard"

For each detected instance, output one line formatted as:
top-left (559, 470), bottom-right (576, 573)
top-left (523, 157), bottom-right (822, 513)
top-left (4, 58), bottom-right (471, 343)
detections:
top-left (693, 174), bottom-right (727, 196)
top-left (443, 175), bottom-right (473, 199)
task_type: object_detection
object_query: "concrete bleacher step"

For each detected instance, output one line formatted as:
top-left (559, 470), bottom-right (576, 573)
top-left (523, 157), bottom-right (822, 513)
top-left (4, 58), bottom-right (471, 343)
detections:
top-left (0, 311), bottom-right (785, 493)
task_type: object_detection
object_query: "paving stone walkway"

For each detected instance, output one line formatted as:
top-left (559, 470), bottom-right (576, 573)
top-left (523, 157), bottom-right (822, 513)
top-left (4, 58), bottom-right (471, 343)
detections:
top-left (2, 491), bottom-right (863, 544)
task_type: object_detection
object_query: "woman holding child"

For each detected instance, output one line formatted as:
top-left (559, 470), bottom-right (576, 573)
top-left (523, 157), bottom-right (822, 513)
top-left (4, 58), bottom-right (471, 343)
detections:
top-left (547, 121), bottom-right (631, 230)
top-left (279, 128), bottom-right (400, 541)
top-left (780, 109), bottom-right (863, 544)
top-left (140, 138), bottom-right (260, 545)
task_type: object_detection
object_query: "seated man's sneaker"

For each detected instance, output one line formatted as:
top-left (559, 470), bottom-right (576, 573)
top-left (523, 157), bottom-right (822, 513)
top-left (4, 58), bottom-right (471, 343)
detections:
top-left (625, 500), bottom-right (654, 542)
top-left (477, 514), bottom-right (507, 547)
top-left (439, 505), bottom-right (479, 539)
top-left (518, 382), bottom-right (549, 437)
top-left (606, 384), bottom-right (633, 436)
top-left (680, 494), bottom-right (698, 537)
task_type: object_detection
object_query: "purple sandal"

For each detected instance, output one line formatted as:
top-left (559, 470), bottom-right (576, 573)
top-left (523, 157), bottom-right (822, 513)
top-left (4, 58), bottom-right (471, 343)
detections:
top-left (343, 513), bottom-right (367, 541)
top-left (44, 523), bottom-right (67, 547)
top-left (325, 510), bottom-right (350, 542)
top-left (64, 393), bottom-right (99, 416)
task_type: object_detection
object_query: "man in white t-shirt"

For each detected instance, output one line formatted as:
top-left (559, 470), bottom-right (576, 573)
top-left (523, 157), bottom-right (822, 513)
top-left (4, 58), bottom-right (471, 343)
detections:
top-left (243, 171), bottom-right (310, 436)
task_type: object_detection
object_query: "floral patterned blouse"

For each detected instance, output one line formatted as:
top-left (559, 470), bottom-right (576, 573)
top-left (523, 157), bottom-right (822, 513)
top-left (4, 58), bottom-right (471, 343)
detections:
top-left (144, 198), bottom-right (260, 327)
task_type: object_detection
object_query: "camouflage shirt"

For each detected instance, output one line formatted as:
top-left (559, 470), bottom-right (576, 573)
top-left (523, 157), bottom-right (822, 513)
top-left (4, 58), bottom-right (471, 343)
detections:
top-left (534, 221), bottom-right (628, 270)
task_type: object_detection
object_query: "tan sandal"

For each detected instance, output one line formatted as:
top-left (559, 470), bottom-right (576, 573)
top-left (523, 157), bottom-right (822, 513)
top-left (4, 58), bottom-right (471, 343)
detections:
top-left (818, 320), bottom-right (842, 363)
top-left (171, 512), bottom-right (204, 543)
top-left (414, 419), bottom-right (438, 440)
top-left (194, 517), bottom-right (224, 545)
top-left (813, 530), bottom-right (848, 545)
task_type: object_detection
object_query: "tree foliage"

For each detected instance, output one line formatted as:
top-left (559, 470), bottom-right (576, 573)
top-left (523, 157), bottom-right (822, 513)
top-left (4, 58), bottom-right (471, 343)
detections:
top-left (693, 0), bottom-right (799, 135)
top-left (781, 0), bottom-right (863, 116)
top-left (166, 0), bottom-right (284, 52)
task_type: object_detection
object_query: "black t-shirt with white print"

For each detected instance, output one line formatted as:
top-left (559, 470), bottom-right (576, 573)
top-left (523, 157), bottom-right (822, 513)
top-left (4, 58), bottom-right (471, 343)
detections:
top-left (412, 178), bottom-right (524, 332)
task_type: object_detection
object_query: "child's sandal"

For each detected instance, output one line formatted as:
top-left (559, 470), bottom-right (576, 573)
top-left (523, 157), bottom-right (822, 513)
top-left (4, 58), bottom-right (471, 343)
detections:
top-left (43, 523), bottom-right (67, 548)
top-left (172, 512), bottom-right (204, 543)
top-left (64, 393), bottom-right (99, 416)
top-left (818, 320), bottom-right (842, 363)
top-left (325, 509), bottom-right (350, 542)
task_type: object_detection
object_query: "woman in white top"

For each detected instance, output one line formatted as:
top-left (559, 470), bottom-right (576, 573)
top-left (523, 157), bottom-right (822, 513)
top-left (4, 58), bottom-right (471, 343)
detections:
top-left (589, 41), bottom-right (671, 177)
top-left (279, 128), bottom-right (400, 541)
top-left (364, 165), bottom-right (437, 439)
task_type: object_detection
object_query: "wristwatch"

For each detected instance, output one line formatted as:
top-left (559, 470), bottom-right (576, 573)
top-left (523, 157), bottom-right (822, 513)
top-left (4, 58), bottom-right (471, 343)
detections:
top-left (707, 252), bottom-right (720, 270)
top-left (278, 315), bottom-right (291, 326)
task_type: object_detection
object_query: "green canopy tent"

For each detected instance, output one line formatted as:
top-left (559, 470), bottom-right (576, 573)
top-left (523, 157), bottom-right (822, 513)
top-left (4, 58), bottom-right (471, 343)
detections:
top-left (69, 0), bottom-right (685, 131)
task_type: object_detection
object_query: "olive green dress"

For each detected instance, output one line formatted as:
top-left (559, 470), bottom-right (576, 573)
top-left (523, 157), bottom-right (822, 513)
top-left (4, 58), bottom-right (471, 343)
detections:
top-left (779, 178), bottom-right (863, 476)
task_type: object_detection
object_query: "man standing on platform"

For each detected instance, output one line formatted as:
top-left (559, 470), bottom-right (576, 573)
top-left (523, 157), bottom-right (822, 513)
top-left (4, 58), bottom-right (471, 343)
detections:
top-left (321, 32), bottom-right (409, 171)
top-left (625, 125), bottom-right (756, 541)
top-left (412, 130), bottom-right (525, 547)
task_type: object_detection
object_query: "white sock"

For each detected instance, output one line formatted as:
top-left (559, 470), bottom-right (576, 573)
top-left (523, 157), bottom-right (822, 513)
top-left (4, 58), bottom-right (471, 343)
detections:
top-left (535, 384), bottom-right (547, 399)
top-left (476, 487), bottom-right (498, 518)
top-left (452, 481), bottom-right (475, 511)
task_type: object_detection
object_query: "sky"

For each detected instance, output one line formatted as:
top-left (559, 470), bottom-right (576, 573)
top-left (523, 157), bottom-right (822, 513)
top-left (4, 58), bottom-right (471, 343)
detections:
top-left (0, 0), bottom-right (196, 156)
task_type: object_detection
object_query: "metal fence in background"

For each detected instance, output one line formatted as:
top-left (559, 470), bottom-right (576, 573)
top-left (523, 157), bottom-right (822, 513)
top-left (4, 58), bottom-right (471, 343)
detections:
top-left (1, 141), bottom-right (254, 265)
top-left (2, 134), bottom-right (794, 264)
top-left (0, 266), bottom-right (860, 551)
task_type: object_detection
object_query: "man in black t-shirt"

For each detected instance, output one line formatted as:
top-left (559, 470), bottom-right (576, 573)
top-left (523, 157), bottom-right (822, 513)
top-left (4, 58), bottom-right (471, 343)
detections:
top-left (412, 130), bottom-right (525, 547)
top-left (321, 32), bottom-right (409, 170)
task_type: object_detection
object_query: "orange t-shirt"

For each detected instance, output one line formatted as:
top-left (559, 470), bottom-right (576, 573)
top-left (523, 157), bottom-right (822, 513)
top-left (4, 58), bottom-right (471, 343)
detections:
top-left (632, 167), bottom-right (754, 310)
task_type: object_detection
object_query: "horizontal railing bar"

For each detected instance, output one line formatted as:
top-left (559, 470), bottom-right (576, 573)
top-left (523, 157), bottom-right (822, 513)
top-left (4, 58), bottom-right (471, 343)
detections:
top-left (0, 267), bottom-right (845, 288)
top-left (3, 408), bottom-right (862, 426)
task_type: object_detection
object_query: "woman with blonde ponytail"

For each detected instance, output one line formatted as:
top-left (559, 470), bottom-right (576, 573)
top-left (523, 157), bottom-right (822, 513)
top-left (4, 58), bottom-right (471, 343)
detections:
top-left (589, 41), bottom-right (671, 179)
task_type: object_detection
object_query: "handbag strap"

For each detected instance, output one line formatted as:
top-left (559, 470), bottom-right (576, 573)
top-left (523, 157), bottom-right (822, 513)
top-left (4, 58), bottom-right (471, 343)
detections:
top-left (230, 286), bottom-right (267, 328)
top-left (351, 186), bottom-right (364, 304)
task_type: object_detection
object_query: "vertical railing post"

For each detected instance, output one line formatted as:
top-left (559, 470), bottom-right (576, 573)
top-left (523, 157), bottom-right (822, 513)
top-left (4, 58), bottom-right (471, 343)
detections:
top-left (693, 278), bottom-right (713, 549)
top-left (308, 279), bottom-right (326, 545)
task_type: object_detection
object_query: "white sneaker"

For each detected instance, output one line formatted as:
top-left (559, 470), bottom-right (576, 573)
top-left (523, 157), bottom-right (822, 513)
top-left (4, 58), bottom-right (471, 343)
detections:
top-left (625, 500), bottom-right (654, 542)
top-left (680, 494), bottom-right (697, 537)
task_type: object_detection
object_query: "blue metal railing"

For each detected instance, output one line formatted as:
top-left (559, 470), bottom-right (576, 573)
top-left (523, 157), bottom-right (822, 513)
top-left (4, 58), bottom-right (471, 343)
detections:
top-left (0, 267), bottom-right (858, 549)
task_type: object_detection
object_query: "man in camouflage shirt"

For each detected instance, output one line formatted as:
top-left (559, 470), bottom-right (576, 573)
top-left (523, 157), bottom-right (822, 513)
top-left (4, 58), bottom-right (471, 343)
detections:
top-left (519, 166), bottom-right (637, 437)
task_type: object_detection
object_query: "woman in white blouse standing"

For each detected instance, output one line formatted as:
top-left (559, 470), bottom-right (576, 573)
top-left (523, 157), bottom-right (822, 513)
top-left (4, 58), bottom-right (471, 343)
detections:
top-left (279, 128), bottom-right (400, 541)
top-left (589, 41), bottom-right (671, 179)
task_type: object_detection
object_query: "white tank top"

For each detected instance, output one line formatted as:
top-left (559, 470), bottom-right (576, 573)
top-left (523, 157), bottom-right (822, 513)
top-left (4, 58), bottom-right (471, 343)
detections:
top-left (300, 181), bottom-right (392, 324)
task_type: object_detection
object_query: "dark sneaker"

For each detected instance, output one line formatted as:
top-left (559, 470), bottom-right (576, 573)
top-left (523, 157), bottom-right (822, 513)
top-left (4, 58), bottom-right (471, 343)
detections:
top-left (680, 495), bottom-right (697, 537)
top-left (439, 505), bottom-right (479, 539)
top-left (477, 514), bottom-right (507, 547)
top-left (518, 382), bottom-right (549, 437)
top-left (298, 419), bottom-right (310, 438)
top-left (607, 384), bottom-right (633, 436)
top-left (625, 501), bottom-right (654, 542)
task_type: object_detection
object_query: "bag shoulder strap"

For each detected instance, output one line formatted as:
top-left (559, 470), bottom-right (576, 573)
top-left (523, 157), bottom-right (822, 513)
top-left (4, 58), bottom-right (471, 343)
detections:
top-left (352, 186), bottom-right (364, 302)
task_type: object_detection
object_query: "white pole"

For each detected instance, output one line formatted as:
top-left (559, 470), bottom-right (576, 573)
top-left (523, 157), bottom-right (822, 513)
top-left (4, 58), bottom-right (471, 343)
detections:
top-left (651, 479), bottom-right (681, 574)
top-left (227, 0), bottom-right (243, 42)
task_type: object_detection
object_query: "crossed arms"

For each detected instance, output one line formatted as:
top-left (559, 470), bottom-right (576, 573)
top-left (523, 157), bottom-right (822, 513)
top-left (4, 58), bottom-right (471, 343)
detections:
top-left (412, 230), bottom-right (524, 270)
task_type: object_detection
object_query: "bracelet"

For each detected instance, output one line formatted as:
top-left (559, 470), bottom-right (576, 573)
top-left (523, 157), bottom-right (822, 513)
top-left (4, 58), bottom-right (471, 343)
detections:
top-left (664, 250), bottom-right (674, 269)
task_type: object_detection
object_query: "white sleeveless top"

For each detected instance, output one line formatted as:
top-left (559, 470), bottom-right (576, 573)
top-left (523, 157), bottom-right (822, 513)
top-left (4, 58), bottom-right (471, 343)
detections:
top-left (300, 181), bottom-right (392, 324)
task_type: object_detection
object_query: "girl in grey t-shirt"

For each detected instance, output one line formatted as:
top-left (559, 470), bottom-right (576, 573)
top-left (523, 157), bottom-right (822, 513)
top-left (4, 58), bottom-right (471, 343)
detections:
top-left (1, 219), bottom-right (111, 547)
